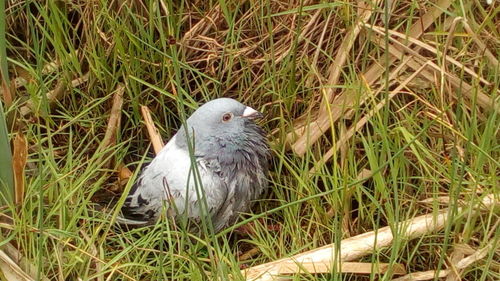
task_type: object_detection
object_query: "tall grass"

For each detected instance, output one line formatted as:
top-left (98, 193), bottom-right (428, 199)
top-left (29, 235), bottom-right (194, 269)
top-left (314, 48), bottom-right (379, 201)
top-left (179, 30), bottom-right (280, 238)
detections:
top-left (1, 0), bottom-right (499, 280)
top-left (0, 0), bottom-right (14, 206)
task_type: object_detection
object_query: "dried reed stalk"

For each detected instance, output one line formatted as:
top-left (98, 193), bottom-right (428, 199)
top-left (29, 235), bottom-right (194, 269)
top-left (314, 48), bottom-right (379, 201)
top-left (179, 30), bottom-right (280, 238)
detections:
top-left (290, 0), bottom-right (454, 157)
top-left (140, 105), bottom-right (165, 154)
top-left (96, 83), bottom-right (125, 169)
top-left (19, 72), bottom-right (90, 116)
top-left (242, 194), bottom-right (497, 281)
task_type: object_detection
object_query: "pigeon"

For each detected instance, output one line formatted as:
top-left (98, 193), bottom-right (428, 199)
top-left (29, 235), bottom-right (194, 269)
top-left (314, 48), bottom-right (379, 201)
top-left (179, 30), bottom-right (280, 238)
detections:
top-left (120, 98), bottom-right (269, 232)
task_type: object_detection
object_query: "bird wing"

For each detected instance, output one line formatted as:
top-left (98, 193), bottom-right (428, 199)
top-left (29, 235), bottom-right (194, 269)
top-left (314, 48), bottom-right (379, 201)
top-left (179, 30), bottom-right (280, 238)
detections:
top-left (120, 135), bottom-right (228, 225)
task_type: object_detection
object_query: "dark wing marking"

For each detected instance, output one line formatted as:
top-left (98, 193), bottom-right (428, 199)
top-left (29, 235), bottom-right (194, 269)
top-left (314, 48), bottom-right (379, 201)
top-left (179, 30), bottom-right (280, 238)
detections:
top-left (120, 176), bottom-right (157, 223)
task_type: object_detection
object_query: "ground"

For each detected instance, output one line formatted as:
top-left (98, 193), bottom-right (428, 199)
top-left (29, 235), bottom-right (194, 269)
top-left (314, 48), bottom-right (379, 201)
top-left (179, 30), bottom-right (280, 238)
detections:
top-left (0, 0), bottom-right (499, 280)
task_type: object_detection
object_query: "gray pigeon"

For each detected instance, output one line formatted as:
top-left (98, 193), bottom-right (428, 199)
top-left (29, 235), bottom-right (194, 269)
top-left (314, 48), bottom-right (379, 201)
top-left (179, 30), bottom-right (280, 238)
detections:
top-left (120, 98), bottom-right (269, 232)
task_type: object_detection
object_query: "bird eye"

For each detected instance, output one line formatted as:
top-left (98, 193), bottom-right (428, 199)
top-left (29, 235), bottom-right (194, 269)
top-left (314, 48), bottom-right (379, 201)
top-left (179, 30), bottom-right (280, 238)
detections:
top-left (222, 112), bottom-right (233, 122)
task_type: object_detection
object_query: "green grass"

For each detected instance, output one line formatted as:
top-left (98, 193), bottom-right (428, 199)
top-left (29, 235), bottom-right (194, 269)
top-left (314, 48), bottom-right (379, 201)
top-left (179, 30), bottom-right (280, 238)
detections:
top-left (1, 0), bottom-right (499, 280)
top-left (0, 0), bottom-right (14, 206)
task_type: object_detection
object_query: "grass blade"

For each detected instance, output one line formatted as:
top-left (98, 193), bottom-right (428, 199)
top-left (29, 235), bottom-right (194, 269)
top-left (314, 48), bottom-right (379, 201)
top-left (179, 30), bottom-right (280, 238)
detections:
top-left (0, 0), bottom-right (13, 205)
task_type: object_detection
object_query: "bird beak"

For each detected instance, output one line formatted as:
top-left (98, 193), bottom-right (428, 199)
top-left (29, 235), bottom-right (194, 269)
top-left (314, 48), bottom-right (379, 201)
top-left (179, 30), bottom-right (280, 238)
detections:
top-left (242, 106), bottom-right (263, 119)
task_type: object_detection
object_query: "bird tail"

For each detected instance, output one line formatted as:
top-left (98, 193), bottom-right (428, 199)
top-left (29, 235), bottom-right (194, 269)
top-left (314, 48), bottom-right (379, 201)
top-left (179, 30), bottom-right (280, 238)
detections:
top-left (89, 202), bottom-right (151, 228)
top-left (114, 215), bottom-right (151, 227)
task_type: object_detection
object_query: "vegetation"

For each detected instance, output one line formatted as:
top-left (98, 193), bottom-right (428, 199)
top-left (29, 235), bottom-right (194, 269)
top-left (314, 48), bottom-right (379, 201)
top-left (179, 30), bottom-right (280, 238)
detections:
top-left (1, 0), bottom-right (498, 280)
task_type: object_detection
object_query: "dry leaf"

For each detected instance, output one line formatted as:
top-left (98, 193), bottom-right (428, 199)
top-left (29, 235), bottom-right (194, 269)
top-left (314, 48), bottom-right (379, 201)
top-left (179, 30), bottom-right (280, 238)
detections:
top-left (12, 133), bottom-right (27, 206)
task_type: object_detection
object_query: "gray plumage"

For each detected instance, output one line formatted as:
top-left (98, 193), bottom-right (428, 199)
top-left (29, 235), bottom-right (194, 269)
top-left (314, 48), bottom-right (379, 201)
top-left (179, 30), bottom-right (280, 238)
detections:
top-left (120, 98), bottom-right (269, 232)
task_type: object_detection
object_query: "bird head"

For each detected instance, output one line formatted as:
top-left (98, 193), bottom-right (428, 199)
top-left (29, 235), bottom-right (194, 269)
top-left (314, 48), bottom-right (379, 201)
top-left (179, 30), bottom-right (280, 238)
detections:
top-left (175, 98), bottom-right (266, 154)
